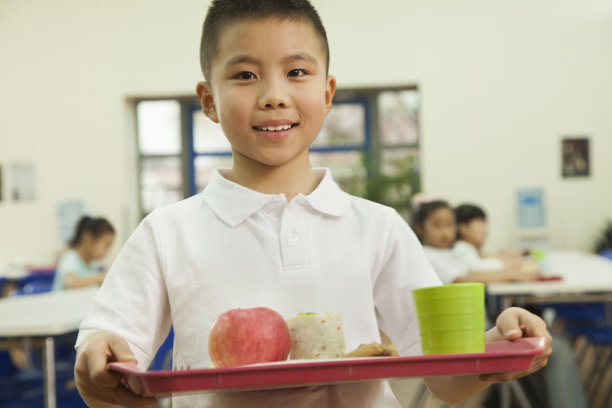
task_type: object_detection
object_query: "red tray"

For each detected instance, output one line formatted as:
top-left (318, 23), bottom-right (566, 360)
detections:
top-left (108, 337), bottom-right (545, 397)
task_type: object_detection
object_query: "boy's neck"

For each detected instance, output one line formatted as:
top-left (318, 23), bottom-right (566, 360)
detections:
top-left (225, 160), bottom-right (319, 202)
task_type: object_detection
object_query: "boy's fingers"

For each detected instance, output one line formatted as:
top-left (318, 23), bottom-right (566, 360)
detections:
top-left (82, 335), bottom-right (137, 388)
top-left (496, 307), bottom-right (549, 341)
top-left (104, 385), bottom-right (158, 407)
top-left (495, 307), bottom-right (525, 340)
top-left (107, 334), bottom-right (138, 363)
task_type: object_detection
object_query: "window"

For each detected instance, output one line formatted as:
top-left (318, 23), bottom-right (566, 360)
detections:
top-left (134, 86), bottom-right (420, 220)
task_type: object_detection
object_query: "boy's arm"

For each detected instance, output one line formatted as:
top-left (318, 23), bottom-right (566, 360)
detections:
top-left (423, 307), bottom-right (552, 405)
top-left (74, 331), bottom-right (157, 408)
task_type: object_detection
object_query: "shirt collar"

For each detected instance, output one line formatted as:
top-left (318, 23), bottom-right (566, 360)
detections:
top-left (201, 168), bottom-right (351, 227)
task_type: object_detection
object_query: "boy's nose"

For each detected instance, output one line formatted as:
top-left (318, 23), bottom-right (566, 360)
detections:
top-left (259, 81), bottom-right (288, 109)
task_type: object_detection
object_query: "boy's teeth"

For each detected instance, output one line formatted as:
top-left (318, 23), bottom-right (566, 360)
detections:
top-left (258, 124), bottom-right (292, 131)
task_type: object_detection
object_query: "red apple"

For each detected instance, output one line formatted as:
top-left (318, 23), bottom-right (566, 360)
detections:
top-left (208, 307), bottom-right (291, 367)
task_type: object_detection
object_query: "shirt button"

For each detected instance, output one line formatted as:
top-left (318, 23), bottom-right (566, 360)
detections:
top-left (289, 233), bottom-right (298, 242)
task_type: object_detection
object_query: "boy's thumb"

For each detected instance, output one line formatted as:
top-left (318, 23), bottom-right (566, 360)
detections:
top-left (108, 335), bottom-right (138, 362)
top-left (496, 309), bottom-right (524, 341)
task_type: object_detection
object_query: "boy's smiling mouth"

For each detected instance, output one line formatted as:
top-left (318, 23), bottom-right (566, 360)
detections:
top-left (253, 123), bottom-right (298, 132)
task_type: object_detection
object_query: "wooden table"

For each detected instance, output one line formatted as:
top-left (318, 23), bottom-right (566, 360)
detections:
top-left (0, 287), bottom-right (98, 408)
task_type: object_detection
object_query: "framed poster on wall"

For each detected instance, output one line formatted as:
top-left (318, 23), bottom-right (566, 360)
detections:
top-left (562, 137), bottom-right (590, 178)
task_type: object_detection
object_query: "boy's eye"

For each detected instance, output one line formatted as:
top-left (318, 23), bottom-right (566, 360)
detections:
top-left (287, 69), bottom-right (307, 77)
top-left (235, 71), bottom-right (256, 80)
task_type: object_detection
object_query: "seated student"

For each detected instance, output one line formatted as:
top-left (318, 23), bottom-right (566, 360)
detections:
top-left (454, 204), bottom-right (523, 271)
top-left (412, 200), bottom-right (468, 284)
top-left (413, 200), bottom-right (539, 284)
top-left (52, 216), bottom-right (115, 291)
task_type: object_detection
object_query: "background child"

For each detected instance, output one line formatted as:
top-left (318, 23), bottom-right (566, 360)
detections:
top-left (52, 216), bottom-right (114, 291)
top-left (414, 200), bottom-right (539, 284)
top-left (412, 200), bottom-right (469, 284)
top-left (454, 204), bottom-right (540, 278)
top-left (73, 1), bottom-right (551, 407)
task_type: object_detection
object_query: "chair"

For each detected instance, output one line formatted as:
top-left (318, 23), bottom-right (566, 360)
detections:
top-left (150, 327), bottom-right (174, 371)
top-left (599, 249), bottom-right (612, 261)
top-left (544, 302), bottom-right (612, 407)
top-left (14, 272), bottom-right (55, 296)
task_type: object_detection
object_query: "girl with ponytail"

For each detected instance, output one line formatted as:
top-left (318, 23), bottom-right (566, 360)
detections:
top-left (52, 216), bottom-right (115, 290)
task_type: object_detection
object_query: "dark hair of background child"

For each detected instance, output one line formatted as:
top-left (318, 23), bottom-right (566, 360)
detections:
top-left (199, 0), bottom-right (330, 82)
top-left (69, 216), bottom-right (115, 247)
top-left (454, 204), bottom-right (487, 225)
top-left (413, 200), bottom-right (452, 227)
top-left (454, 204), bottom-right (486, 240)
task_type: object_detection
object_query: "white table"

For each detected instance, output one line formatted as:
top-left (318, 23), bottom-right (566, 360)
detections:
top-left (0, 264), bottom-right (28, 281)
top-left (488, 250), bottom-right (612, 306)
top-left (0, 287), bottom-right (98, 408)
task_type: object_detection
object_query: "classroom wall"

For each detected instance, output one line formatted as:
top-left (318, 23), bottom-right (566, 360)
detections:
top-left (1, 0), bottom-right (611, 265)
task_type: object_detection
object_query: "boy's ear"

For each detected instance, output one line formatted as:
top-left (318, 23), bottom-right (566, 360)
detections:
top-left (324, 75), bottom-right (336, 114)
top-left (196, 81), bottom-right (219, 123)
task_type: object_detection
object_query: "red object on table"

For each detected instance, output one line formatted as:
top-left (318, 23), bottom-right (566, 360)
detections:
top-left (108, 337), bottom-right (545, 397)
top-left (538, 275), bottom-right (563, 282)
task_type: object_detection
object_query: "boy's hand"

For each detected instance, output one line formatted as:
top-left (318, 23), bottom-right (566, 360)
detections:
top-left (480, 307), bottom-right (552, 383)
top-left (74, 331), bottom-right (158, 408)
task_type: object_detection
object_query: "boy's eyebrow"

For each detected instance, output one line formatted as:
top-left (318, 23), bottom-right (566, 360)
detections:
top-left (283, 53), bottom-right (319, 65)
top-left (223, 53), bottom-right (319, 70)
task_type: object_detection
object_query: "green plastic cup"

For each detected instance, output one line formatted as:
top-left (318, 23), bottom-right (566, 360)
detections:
top-left (412, 282), bottom-right (485, 355)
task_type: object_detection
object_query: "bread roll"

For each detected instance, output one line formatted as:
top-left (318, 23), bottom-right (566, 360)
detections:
top-left (286, 313), bottom-right (345, 359)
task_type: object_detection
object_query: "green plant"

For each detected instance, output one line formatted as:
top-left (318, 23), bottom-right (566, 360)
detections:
top-left (346, 152), bottom-right (420, 221)
top-left (594, 220), bottom-right (612, 253)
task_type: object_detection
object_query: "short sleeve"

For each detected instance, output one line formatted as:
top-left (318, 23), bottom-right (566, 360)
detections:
top-left (372, 211), bottom-right (442, 357)
top-left (53, 251), bottom-right (83, 290)
top-left (75, 213), bottom-right (171, 370)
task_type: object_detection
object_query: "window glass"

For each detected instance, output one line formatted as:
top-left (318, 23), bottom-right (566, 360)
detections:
top-left (140, 157), bottom-right (182, 213)
top-left (313, 102), bottom-right (366, 148)
top-left (193, 109), bottom-right (231, 153)
top-left (379, 147), bottom-right (420, 219)
top-left (194, 155), bottom-right (233, 192)
top-left (378, 90), bottom-right (419, 145)
top-left (137, 100), bottom-right (181, 155)
top-left (309, 150), bottom-right (365, 195)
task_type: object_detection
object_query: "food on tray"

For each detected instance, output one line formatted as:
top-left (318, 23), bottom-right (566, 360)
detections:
top-left (208, 307), bottom-right (291, 368)
top-left (286, 312), bottom-right (346, 359)
top-left (345, 342), bottom-right (399, 358)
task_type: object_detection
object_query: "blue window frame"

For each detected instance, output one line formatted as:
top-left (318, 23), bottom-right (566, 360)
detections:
top-left (135, 86), bottom-right (420, 220)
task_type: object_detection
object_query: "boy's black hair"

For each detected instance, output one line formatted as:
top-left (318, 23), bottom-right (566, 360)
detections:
top-left (200, 0), bottom-right (330, 82)
top-left (413, 200), bottom-right (452, 227)
top-left (454, 204), bottom-right (487, 225)
top-left (69, 216), bottom-right (115, 247)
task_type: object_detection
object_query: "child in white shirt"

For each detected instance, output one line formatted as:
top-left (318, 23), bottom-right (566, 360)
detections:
top-left (454, 204), bottom-right (539, 279)
top-left (414, 201), bottom-right (539, 285)
top-left (73, 1), bottom-right (551, 407)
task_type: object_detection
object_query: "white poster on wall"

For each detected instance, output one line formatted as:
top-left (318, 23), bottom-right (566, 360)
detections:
top-left (10, 162), bottom-right (37, 201)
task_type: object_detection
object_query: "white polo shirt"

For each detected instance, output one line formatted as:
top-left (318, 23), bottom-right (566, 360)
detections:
top-left (77, 168), bottom-right (441, 408)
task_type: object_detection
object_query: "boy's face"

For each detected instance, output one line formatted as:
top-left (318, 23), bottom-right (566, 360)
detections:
top-left (421, 208), bottom-right (457, 249)
top-left (196, 17), bottom-right (335, 170)
top-left (458, 219), bottom-right (488, 249)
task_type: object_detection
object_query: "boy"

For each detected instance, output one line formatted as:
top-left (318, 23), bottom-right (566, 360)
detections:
top-left (454, 204), bottom-right (538, 278)
top-left (74, 1), bottom-right (551, 407)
